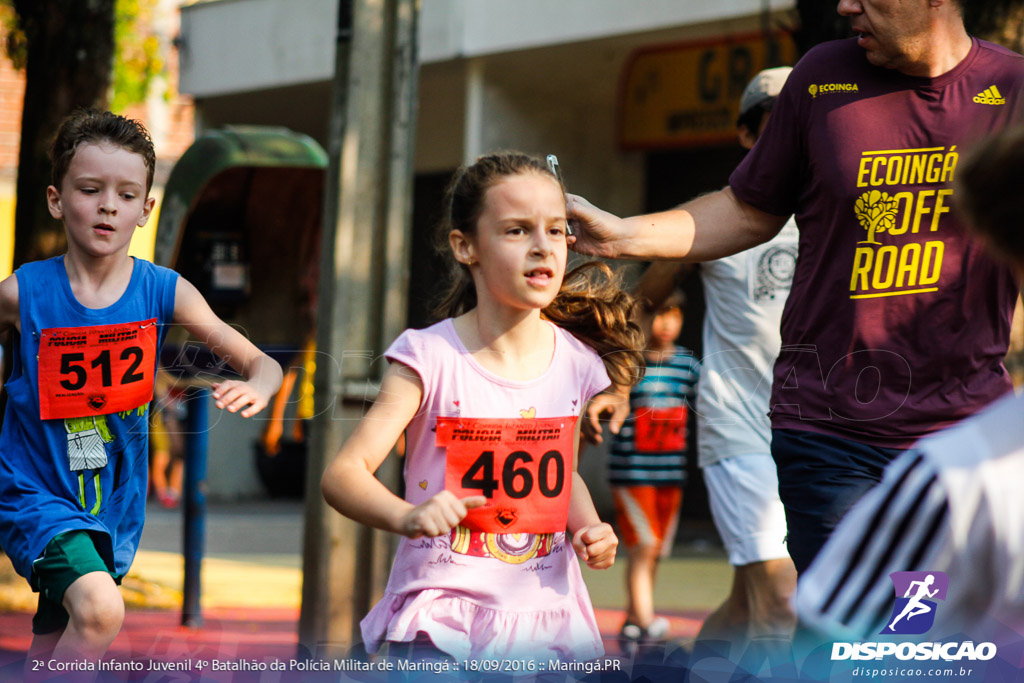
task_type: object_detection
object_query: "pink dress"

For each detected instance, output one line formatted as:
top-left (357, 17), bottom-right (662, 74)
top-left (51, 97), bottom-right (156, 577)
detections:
top-left (360, 319), bottom-right (611, 661)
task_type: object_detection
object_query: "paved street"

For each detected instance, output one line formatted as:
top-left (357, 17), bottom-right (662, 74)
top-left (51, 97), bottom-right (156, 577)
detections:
top-left (0, 501), bottom-right (732, 680)
top-left (138, 499), bottom-right (732, 615)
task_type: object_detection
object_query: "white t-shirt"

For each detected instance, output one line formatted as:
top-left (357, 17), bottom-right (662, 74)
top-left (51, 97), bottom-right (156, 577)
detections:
top-left (696, 218), bottom-right (799, 466)
top-left (796, 389), bottom-right (1024, 644)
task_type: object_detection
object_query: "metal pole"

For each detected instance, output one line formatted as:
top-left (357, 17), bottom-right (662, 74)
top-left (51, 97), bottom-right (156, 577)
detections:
top-left (181, 386), bottom-right (209, 628)
top-left (762, 0), bottom-right (780, 66)
top-left (367, 0), bottom-right (420, 601)
top-left (298, 0), bottom-right (364, 656)
top-left (299, 0), bottom-right (421, 657)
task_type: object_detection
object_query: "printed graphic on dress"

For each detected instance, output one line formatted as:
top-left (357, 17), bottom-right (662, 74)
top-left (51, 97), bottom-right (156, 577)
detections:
top-left (449, 526), bottom-right (556, 565)
top-left (849, 146), bottom-right (958, 299)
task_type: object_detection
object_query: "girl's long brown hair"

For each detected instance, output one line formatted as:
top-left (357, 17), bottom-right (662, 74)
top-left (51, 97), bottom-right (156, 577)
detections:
top-left (432, 151), bottom-right (644, 387)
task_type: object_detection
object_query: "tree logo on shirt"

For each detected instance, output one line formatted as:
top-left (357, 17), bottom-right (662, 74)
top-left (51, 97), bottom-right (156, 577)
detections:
top-left (855, 190), bottom-right (900, 245)
top-left (848, 146), bottom-right (957, 300)
top-left (881, 571), bottom-right (949, 635)
top-left (809, 84), bottom-right (818, 98)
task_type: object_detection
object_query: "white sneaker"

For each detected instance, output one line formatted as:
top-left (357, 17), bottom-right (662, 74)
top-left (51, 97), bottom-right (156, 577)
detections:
top-left (645, 616), bottom-right (670, 641)
top-left (620, 623), bottom-right (643, 642)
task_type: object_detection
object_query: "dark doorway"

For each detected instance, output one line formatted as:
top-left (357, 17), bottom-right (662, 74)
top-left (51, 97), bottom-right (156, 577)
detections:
top-left (407, 171), bottom-right (456, 330)
top-left (644, 144), bottom-right (748, 525)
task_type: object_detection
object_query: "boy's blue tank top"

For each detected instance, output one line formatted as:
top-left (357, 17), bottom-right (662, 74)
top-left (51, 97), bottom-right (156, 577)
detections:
top-left (0, 256), bottom-right (178, 578)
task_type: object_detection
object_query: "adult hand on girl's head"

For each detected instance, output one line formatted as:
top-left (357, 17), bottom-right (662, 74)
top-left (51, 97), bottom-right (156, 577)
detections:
top-left (565, 194), bottom-right (628, 259)
top-left (399, 491), bottom-right (488, 538)
top-left (572, 523), bottom-right (618, 569)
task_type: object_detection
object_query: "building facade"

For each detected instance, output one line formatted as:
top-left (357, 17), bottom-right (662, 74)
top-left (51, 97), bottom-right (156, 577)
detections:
top-left (174, 0), bottom-right (800, 504)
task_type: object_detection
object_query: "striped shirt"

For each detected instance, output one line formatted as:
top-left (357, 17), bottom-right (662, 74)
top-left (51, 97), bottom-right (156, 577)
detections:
top-left (796, 390), bottom-right (1024, 643)
top-left (608, 346), bottom-right (700, 486)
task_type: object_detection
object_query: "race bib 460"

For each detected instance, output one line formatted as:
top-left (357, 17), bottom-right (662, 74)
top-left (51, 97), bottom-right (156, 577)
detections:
top-left (436, 416), bottom-right (576, 534)
top-left (38, 319), bottom-right (158, 420)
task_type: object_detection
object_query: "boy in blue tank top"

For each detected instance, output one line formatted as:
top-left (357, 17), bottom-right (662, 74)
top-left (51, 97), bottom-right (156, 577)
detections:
top-left (0, 110), bottom-right (283, 669)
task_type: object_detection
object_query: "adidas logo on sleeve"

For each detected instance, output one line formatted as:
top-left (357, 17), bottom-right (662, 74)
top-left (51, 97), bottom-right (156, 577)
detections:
top-left (973, 85), bottom-right (1006, 105)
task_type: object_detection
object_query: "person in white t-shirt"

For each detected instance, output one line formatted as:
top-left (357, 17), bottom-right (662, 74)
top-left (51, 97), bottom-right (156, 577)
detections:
top-left (592, 68), bottom-right (801, 661)
top-left (796, 123), bottom-right (1024, 650)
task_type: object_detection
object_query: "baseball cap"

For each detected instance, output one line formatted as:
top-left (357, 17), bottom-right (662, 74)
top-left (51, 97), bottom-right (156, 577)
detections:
top-left (739, 66), bottom-right (793, 117)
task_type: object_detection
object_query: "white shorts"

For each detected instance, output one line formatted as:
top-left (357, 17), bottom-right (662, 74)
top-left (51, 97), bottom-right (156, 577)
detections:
top-left (703, 454), bottom-right (790, 566)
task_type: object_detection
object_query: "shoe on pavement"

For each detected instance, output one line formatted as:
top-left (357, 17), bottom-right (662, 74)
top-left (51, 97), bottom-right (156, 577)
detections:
top-left (620, 622), bottom-right (644, 642)
top-left (645, 616), bottom-right (670, 640)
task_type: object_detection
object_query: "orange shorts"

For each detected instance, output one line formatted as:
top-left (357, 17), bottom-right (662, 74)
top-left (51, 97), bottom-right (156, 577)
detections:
top-left (611, 485), bottom-right (683, 556)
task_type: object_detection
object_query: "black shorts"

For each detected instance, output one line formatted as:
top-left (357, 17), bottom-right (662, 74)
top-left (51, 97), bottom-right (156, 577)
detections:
top-left (771, 428), bottom-right (905, 574)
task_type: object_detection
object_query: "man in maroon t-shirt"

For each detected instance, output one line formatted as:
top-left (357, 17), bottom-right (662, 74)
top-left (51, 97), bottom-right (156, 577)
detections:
top-left (572, 0), bottom-right (1024, 574)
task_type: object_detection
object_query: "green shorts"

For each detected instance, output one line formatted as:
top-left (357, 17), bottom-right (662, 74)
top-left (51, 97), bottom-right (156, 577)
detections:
top-left (29, 530), bottom-right (121, 635)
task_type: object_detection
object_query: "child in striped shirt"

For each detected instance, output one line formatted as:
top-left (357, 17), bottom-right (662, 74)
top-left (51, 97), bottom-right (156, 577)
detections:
top-left (608, 291), bottom-right (700, 647)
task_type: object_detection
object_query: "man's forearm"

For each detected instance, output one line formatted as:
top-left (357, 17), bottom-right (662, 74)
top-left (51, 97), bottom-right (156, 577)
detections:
top-left (619, 187), bottom-right (788, 262)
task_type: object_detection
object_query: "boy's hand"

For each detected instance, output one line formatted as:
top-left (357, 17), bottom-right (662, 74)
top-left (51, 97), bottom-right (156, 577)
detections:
top-left (212, 380), bottom-right (273, 418)
top-left (583, 391), bottom-right (630, 445)
top-left (399, 491), bottom-right (487, 538)
top-left (572, 523), bottom-right (618, 569)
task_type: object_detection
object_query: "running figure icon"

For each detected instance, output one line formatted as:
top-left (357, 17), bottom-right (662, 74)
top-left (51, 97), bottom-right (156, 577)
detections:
top-left (889, 574), bottom-right (939, 631)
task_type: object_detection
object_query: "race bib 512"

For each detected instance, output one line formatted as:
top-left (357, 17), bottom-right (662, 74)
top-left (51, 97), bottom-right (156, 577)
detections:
top-left (436, 416), bottom-right (576, 534)
top-left (38, 319), bottom-right (158, 419)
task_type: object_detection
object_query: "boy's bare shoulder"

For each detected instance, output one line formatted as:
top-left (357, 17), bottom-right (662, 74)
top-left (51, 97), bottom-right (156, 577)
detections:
top-left (0, 274), bottom-right (19, 330)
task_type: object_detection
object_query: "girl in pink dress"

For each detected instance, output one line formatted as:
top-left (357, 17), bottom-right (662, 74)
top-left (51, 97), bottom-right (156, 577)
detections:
top-left (321, 151), bottom-right (643, 662)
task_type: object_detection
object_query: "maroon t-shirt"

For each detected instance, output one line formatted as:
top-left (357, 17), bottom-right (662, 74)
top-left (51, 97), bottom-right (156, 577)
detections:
top-left (730, 37), bottom-right (1024, 448)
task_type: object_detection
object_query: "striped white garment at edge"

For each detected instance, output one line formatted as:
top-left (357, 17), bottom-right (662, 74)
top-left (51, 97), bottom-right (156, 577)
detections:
top-left (795, 390), bottom-right (1024, 643)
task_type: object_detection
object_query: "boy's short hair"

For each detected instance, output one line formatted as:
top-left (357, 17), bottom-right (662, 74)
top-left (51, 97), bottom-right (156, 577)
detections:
top-left (50, 109), bottom-right (156, 192)
top-left (654, 290), bottom-right (686, 315)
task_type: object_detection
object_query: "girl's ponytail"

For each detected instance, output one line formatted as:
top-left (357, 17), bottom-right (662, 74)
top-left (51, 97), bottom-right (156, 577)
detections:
top-left (433, 267), bottom-right (477, 320)
top-left (543, 262), bottom-right (645, 388)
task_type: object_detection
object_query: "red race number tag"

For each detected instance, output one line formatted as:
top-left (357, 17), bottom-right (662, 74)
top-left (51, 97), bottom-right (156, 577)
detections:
top-left (633, 405), bottom-right (688, 453)
top-left (437, 416), bottom-right (576, 534)
top-left (38, 319), bottom-right (158, 420)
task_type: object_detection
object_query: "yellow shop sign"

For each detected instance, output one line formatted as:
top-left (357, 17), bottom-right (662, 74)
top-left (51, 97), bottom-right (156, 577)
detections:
top-left (619, 32), bottom-right (797, 149)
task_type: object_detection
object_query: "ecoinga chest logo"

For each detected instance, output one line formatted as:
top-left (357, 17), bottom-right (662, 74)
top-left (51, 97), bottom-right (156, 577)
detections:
top-left (809, 82), bottom-right (860, 98)
top-left (849, 145), bottom-right (958, 300)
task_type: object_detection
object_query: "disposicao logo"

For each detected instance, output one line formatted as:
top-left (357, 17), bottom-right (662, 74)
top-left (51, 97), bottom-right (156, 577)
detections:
top-left (882, 571), bottom-right (948, 635)
top-left (831, 570), bottom-right (997, 663)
